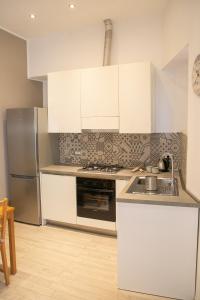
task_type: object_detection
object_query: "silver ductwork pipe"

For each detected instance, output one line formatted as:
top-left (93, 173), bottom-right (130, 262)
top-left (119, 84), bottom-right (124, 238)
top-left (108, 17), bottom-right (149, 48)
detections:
top-left (103, 19), bottom-right (112, 66)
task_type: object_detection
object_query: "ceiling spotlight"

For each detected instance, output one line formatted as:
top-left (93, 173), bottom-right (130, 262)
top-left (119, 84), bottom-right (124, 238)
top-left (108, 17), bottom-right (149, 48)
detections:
top-left (30, 13), bottom-right (36, 19)
top-left (68, 2), bottom-right (76, 9)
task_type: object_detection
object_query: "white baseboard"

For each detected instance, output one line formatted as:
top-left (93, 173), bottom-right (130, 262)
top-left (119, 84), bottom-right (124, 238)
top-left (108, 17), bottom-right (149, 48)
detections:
top-left (77, 217), bottom-right (116, 230)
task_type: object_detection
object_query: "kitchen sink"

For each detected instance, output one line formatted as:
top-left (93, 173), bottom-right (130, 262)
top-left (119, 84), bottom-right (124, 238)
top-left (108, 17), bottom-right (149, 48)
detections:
top-left (127, 176), bottom-right (179, 196)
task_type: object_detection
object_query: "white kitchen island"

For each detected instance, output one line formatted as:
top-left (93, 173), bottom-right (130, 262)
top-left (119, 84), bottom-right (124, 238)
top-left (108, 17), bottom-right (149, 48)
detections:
top-left (117, 174), bottom-right (199, 300)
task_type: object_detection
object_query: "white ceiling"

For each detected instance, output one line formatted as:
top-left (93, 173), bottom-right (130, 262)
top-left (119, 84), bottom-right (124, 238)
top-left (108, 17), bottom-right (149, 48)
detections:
top-left (0, 0), bottom-right (168, 40)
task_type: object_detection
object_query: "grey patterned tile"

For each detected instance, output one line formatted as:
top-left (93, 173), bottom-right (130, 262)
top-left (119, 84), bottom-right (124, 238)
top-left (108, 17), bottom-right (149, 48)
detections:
top-left (58, 132), bottom-right (185, 171)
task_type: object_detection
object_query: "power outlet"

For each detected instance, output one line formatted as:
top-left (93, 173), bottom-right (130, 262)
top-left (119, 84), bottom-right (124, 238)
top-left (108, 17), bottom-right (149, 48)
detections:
top-left (75, 151), bottom-right (81, 155)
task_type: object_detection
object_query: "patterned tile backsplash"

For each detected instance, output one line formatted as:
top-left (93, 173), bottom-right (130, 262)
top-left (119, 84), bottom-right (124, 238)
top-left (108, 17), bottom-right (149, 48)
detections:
top-left (59, 132), bottom-right (186, 171)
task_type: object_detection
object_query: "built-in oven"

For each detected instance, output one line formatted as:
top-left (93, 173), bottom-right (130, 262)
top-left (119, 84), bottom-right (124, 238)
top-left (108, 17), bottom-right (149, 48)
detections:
top-left (76, 177), bottom-right (116, 222)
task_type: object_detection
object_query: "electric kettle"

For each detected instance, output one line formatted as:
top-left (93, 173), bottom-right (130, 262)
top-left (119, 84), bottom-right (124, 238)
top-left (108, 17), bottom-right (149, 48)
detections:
top-left (158, 156), bottom-right (170, 172)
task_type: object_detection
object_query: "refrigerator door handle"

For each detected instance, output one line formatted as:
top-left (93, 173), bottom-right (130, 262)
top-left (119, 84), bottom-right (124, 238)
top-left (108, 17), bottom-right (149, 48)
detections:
top-left (34, 113), bottom-right (39, 175)
top-left (35, 132), bottom-right (39, 175)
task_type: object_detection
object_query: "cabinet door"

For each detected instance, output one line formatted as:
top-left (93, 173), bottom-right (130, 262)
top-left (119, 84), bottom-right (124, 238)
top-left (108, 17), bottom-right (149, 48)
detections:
top-left (119, 62), bottom-right (152, 133)
top-left (117, 203), bottom-right (198, 299)
top-left (48, 70), bottom-right (81, 133)
top-left (81, 65), bottom-right (119, 117)
top-left (41, 174), bottom-right (76, 224)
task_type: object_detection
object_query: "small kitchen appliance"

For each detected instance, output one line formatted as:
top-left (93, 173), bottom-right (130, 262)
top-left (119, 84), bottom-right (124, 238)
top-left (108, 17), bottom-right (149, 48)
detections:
top-left (77, 177), bottom-right (116, 222)
top-left (158, 156), bottom-right (170, 172)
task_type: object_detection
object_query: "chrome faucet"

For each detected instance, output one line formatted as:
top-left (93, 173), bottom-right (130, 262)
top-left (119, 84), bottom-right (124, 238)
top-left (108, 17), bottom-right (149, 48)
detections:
top-left (161, 152), bottom-right (174, 182)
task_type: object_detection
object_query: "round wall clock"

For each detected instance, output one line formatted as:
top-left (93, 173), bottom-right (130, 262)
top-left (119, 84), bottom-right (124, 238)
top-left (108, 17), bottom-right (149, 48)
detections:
top-left (192, 54), bottom-right (200, 96)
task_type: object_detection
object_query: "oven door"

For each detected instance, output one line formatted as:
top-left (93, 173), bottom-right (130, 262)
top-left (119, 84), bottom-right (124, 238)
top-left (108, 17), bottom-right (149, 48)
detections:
top-left (77, 186), bottom-right (116, 222)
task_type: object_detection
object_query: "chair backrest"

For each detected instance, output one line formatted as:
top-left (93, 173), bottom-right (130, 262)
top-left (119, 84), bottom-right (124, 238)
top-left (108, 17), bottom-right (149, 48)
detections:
top-left (0, 198), bottom-right (8, 241)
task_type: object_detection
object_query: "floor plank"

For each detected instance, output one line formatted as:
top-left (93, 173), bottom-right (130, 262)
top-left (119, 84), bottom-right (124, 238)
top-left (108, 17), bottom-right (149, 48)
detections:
top-left (0, 222), bottom-right (174, 300)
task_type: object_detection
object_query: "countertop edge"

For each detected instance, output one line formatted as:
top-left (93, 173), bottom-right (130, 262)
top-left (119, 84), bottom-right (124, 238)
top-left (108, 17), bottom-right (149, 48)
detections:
top-left (117, 172), bottom-right (199, 208)
top-left (116, 197), bottom-right (199, 208)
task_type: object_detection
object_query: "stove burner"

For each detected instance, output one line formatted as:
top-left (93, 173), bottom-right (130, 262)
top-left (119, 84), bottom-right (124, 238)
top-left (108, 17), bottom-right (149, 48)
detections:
top-left (80, 164), bottom-right (122, 174)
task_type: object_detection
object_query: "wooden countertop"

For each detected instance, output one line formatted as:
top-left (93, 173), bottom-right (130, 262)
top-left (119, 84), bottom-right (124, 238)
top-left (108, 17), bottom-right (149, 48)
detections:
top-left (40, 164), bottom-right (133, 180)
top-left (40, 165), bottom-right (199, 208)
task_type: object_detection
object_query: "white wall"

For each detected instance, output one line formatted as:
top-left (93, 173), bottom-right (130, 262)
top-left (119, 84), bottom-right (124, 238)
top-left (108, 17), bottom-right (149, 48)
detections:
top-left (163, 0), bottom-right (191, 66)
top-left (186, 0), bottom-right (200, 201)
top-left (156, 47), bottom-right (188, 133)
top-left (163, 0), bottom-right (200, 199)
top-left (27, 23), bottom-right (105, 77)
top-left (163, 1), bottom-right (200, 299)
top-left (189, 4), bottom-right (200, 291)
top-left (27, 15), bottom-right (163, 77)
top-left (28, 16), bottom-right (162, 77)
top-left (0, 29), bottom-right (42, 198)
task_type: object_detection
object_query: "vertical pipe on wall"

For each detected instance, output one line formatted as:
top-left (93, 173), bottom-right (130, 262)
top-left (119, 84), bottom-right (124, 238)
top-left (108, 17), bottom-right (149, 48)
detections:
top-left (103, 19), bottom-right (112, 66)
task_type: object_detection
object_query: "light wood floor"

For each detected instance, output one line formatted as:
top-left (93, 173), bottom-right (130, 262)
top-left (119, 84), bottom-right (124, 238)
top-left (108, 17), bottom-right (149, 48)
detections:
top-left (0, 222), bottom-right (173, 300)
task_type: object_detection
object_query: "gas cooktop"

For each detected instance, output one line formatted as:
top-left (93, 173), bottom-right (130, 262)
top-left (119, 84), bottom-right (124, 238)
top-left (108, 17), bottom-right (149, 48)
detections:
top-left (79, 164), bottom-right (123, 174)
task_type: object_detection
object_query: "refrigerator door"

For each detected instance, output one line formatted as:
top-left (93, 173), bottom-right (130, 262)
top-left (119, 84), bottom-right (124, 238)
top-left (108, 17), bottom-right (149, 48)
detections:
top-left (7, 108), bottom-right (38, 176)
top-left (9, 175), bottom-right (41, 225)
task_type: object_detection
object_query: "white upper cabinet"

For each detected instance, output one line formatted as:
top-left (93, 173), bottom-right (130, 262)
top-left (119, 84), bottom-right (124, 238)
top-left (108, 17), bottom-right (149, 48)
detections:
top-left (81, 65), bottom-right (119, 117)
top-left (48, 70), bottom-right (81, 133)
top-left (47, 63), bottom-right (153, 133)
top-left (119, 62), bottom-right (153, 133)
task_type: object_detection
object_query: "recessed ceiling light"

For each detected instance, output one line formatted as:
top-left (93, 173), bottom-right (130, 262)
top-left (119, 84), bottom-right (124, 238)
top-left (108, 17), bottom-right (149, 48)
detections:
top-left (69, 3), bottom-right (75, 9)
top-left (68, 1), bottom-right (76, 9)
top-left (30, 13), bottom-right (36, 20)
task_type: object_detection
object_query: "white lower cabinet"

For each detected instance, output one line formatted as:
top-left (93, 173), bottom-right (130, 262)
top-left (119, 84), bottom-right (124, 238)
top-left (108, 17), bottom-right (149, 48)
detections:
top-left (41, 173), bottom-right (76, 224)
top-left (117, 202), bottom-right (198, 300)
top-left (41, 175), bottom-right (129, 232)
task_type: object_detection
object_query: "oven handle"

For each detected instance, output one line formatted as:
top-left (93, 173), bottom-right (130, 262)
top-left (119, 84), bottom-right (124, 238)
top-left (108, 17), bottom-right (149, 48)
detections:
top-left (77, 186), bottom-right (115, 194)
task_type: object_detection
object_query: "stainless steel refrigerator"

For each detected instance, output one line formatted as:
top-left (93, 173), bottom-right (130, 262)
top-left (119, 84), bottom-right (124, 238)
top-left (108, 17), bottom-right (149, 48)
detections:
top-left (7, 108), bottom-right (56, 225)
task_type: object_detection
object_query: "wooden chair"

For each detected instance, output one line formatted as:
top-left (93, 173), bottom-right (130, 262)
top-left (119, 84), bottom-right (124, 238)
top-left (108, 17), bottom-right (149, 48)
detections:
top-left (0, 198), bottom-right (9, 285)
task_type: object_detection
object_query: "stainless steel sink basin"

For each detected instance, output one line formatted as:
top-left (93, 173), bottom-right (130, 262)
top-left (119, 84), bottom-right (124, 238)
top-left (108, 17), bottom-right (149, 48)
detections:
top-left (127, 176), bottom-right (179, 196)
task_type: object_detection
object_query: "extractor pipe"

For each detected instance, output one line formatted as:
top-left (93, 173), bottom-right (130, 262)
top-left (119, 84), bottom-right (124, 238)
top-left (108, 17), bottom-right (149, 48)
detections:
top-left (103, 19), bottom-right (112, 66)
